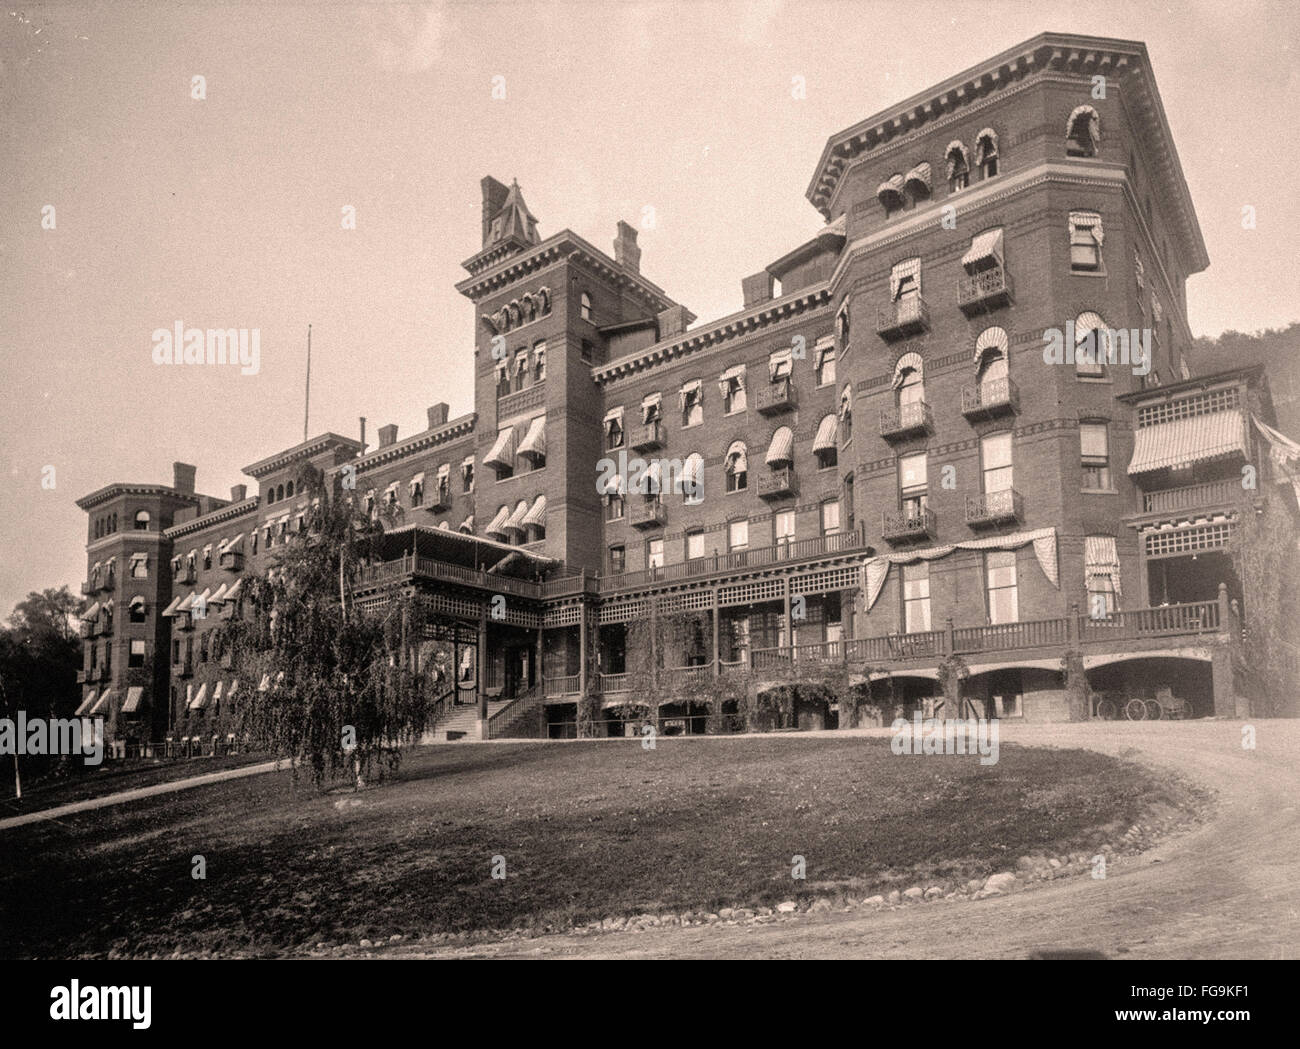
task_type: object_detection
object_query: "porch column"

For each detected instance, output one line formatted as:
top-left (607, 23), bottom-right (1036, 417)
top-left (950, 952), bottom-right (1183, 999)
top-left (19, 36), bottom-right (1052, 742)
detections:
top-left (782, 578), bottom-right (792, 654)
top-left (477, 604), bottom-right (488, 739)
top-left (578, 601), bottom-right (588, 697)
top-left (535, 625), bottom-right (544, 696)
top-left (711, 591), bottom-right (720, 678)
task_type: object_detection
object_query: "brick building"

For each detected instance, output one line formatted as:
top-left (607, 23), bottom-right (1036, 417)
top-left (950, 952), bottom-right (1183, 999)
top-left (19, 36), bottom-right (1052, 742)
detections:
top-left (75, 33), bottom-right (1300, 748)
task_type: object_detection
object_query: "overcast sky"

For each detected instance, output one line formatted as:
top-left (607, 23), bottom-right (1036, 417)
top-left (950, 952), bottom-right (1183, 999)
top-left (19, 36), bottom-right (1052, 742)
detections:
top-left (2, 0), bottom-right (1297, 615)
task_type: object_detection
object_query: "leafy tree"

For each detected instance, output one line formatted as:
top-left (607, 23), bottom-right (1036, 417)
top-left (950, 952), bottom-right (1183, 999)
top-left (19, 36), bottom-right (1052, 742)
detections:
top-left (224, 466), bottom-right (450, 787)
top-left (1234, 488), bottom-right (1300, 716)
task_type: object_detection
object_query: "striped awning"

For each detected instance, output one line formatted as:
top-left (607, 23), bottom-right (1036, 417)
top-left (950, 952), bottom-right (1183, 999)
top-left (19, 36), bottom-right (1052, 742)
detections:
top-left (459, 515), bottom-right (474, 533)
top-left (890, 257), bottom-right (921, 299)
top-left (485, 426), bottom-right (515, 469)
top-left (91, 689), bottom-right (115, 716)
top-left (962, 227), bottom-right (1004, 269)
top-left (212, 680), bottom-right (224, 703)
top-left (1128, 410), bottom-right (1247, 475)
top-left (504, 500), bottom-right (530, 533)
top-left (765, 427), bottom-right (794, 465)
top-left (725, 442), bottom-right (747, 475)
top-left (1085, 535), bottom-right (1122, 596)
top-left (485, 505), bottom-right (511, 537)
top-left (121, 686), bottom-right (144, 714)
top-left (876, 173), bottom-right (905, 204)
top-left (522, 494), bottom-right (547, 528)
top-left (160, 595), bottom-right (183, 617)
top-left (208, 582), bottom-right (228, 604)
top-left (221, 578), bottom-right (242, 604)
top-left (640, 392), bottom-right (661, 422)
top-left (718, 364), bottom-right (746, 397)
top-left (81, 601), bottom-right (101, 622)
top-left (814, 414), bottom-right (838, 451)
top-left (518, 415), bottom-right (547, 459)
top-left (892, 351), bottom-right (924, 388)
top-left (409, 472), bottom-right (425, 493)
top-left (974, 127), bottom-right (998, 163)
top-left (769, 348), bottom-right (793, 381)
top-left (904, 162), bottom-right (932, 194)
top-left (944, 139), bottom-right (970, 178)
top-left (75, 691), bottom-right (97, 717)
top-left (681, 455), bottom-right (703, 494)
top-left (189, 683), bottom-right (209, 711)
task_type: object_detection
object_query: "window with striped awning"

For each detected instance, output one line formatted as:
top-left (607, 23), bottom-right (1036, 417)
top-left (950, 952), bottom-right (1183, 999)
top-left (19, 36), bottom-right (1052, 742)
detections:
top-left (484, 426), bottom-right (516, 470)
top-left (765, 426), bottom-right (794, 466)
top-left (814, 413), bottom-right (838, 452)
top-left (485, 505), bottom-right (511, 537)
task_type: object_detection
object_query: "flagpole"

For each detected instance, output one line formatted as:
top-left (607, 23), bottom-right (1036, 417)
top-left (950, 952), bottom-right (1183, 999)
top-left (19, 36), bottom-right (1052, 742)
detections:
top-left (304, 324), bottom-right (312, 443)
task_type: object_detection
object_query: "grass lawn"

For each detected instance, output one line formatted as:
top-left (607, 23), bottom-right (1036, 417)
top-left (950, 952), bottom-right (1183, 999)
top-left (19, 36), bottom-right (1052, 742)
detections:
top-left (0, 736), bottom-right (1188, 958)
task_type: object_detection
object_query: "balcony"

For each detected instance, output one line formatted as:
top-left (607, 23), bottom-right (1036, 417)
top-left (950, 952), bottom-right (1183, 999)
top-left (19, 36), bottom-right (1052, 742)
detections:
top-left (425, 489), bottom-right (452, 513)
top-left (879, 400), bottom-right (932, 440)
top-left (79, 620), bottom-right (96, 639)
top-left (961, 377), bottom-right (1020, 420)
top-left (176, 563), bottom-right (196, 584)
top-left (219, 550), bottom-right (245, 572)
top-left (757, 466), bottom-right (796, 500)
top-left (1139, 478), bottom-right (1243, 515)
top-left (630, 500), bottom-right (667, 529)
top-left (175, 610), bottom-right (194, 632)
top-left (756, 378), bottom-right (796, 415)
top-left (876, 296), bottom-right (930, 341)
top-left (965, 488), bottom-right (1023, 527)
top-left (496, 381), bottom-right (545, 418)
top-left (882, 506), bottom-right (936, 543)
top-left (99, 572), bottom-right (115, 593)
top-left (80, 580), bottom-right (96, 597)
top-left (957, 265), bottom-right (1014, 315)
top-left (630, 420), bottom-right (664, 452)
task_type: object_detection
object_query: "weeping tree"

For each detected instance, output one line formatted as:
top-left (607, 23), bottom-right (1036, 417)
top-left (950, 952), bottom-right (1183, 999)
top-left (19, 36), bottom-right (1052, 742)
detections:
top-left (224, 465), bottom-right (451, 787)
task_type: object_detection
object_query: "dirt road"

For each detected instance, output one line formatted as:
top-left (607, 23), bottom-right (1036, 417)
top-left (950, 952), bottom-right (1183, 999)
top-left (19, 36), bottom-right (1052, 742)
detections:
top-left (401, 720), bottom-right (1299, 959)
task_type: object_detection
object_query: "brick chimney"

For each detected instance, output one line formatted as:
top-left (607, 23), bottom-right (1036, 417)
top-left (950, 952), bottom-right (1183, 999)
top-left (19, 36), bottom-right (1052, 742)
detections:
top-left (426, 403), bottom-right (449, 430)
top-left (172, 462), bottom-right (196, 494)
top-left (614, 220), bottom-right (641, 273)
top-left (378, 424), bottom-right (398, 448)
top-left (480, 176), bottom-right (510, 248)
top-left (742, 271), bottom-right (774, 309)
top-left (230, 484), bottom-right (247, 502)
top-left (657, 305), bottom-right (690, 340)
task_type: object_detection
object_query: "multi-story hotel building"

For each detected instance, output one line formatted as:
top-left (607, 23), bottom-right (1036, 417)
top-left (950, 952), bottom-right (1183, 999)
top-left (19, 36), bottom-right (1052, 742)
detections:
top-left (75, 33), bottom-right (1300, 749)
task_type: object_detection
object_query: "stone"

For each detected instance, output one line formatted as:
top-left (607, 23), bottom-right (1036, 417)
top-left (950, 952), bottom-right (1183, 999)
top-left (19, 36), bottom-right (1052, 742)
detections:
top-left (903, 887), bottom-right (925, 900)
top-left (719, 908), bottom-right (735, 919)
top-left (809, 897), bottom-right (833, 912)
top-left (704, 913), bottom-right (720, 923)
top-left (924, 887), bottom-right (944, 899)
top-left (886, 890), bottom-right (901, 905)
top-left (967, 879), bottom-right (985, 893)
top-left (863, 895), bottom-right (885, 907)
top-left (983, 872), bottom-right (1017, 894)
top-left (1049, 858), bottom-right (1062, 869)
top-left (359, 939), bottom-right (374, 949)
top-left (776, 901), bottom-right (798, 913)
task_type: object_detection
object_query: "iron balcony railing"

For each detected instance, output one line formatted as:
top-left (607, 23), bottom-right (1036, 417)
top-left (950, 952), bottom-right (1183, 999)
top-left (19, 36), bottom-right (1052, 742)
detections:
top-left (876, 296), bottom-right (930, 340)
top-left (757, 466), bottom-right (796, 499)
top-left (881, 506), bottom-right (936, 542)
top-left (630, 500), bottom-right (667, 529)
top-left (879, 400), bottom-right (932, 439)
top-left (965, 488), bottom-right (1023, 526)
top-left (957, 265), bottom-right (1014, 314)
top-left (630, 420), bottom-right (664, 452)
top-left (756, 378), bottom-right (796, 414)
top-left (961, 377), bottom-right (1020, 418)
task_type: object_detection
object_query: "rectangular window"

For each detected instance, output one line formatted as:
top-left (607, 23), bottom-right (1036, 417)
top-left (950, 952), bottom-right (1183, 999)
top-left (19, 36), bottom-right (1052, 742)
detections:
top-left (902, 562), bottom-right (932, 633)
top-left (680, 381), bottom-right (703, 428)
top-left (1069, 211), bottom-right (1103, 272)
top-left (608, 545), bottom-right (625, 574)
top-left (899, 452), bottom-right (928, 517)
top-left (720, 368), bottom-right (746, 414)
top-left (985, 550), bottom-right (1019, 624)
top-left (729, 519), bottom-right (749, 551)
top-left (202, 546), bottom-right (212, 570)
top-left (686, 530), bottom-right (706, 562)
top-left (647, 538), bottom-right (664, 571)
top-left (890, 258), bottom-right (921, 303)
top-left (604, 409), bottom-right (624, 450)
top-left (172, 639), bottom-right (180, 664)
top-left (821, 499), bottom-right (841, 535)
top-left (1085, 535), bottom-right (1120, 618)
top-left (1080, 422), bottom-right (1111, 489)
top-left (774, 509), bottom-right (795, 553)
top-left (981, 432), bottom-right (1013, 493)
top-left (816, 339), bottom-right (836, 387)
top-left (129, 639), bottom-right (147, 668)
top-left (130, 554), bottom-right (148, 579)
top-left (606, 494), bottom-right (625, 521)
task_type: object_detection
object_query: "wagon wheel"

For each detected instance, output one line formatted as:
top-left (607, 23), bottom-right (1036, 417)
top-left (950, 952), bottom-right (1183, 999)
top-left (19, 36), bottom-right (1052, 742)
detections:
top-left (1124, 697), bottom-right (1148, 721)
top-left (1144, 698), bottom-right (1163, 721)
top-left (1095, 697), bottom-right (1118, 720)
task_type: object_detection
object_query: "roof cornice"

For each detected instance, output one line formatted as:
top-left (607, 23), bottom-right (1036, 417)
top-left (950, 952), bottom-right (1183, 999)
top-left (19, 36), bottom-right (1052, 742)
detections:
top-left (343, 414), bottom-right (478, 476)
top-left (241, 432), bottom-right (364, 479)
top-left (163, 496), bottom-right (261, 539)
top-left (806, 33), bottom-right (1206, 275)
top-left (592, 284), bottom-right (831, 385)
top-left (75, 484), bottom-right (199, 511)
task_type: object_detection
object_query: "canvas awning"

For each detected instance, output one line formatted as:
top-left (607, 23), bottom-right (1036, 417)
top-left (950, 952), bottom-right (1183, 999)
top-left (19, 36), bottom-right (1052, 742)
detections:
top-left (208, 582), bottom-right (229, 604)
top-left (409, 472), bottom-right (425, 494)
top-left (768, 348), bottom-right (793, 381)
top-left (221, 578), bottom-right (242, 604)
top-left (892, 352), bottom-right (924, 388)
top-left (904, 162), bottom-right (932, 194)
top-left (641, 393), bottom-right (661, 422)
top-left (189, 684), bottom-right (209, 711)
top-left (765, 427), bottom-right (794, 465)
top-left (212, 680), bottom-right (224, 703)
top-left (680, 456), bottom-right (702, 495)
top-left (876, 173), bottom-right (905, 205)
top-left (678, 380), bottom-right (702, 410)
top-left (485, 505), bottom-right (511, 537)
top-left (1128, 410), bottom-right (1247, 475)
top-left (484, 426), bottom-right (515, 469)
top-left (75, 691), bottom-right (97, 717)
top-left (814, 414), bottom-right (838, 451)
top-left (226, 680), bottom-right (239, 701)
top-left (974, 127), bottom-right (998, 163)
top-left (518, 415), bottom-right (547, 459)
top-left (160, 595), bottom-right (183, 617)
top-left (81, 601), bottom-right (101, 622)
top-left (90, 689), bottom-right (115, 716)
top-left (522, 494), bottom-right (547, 528)
top-left (1084, 535), bottom-right (1122, 597)
top-left (962, 228), bottom-right (1004, 270)
top-left (718, 364), bottom-right (746, 397)
top-left (725, 443), bottom-right (748, 475)
top-left (121, 686), bottom-right (144, 714)
top-left (944, 139), bottom-right (970, 178)
top-left (459, 515), bottom-right (474, 533)
top-left (503, 500), bottom-right (530, 533)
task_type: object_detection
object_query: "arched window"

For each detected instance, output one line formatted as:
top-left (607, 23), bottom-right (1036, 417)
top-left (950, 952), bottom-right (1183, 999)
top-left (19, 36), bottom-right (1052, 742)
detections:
top-left (129, 596), bottom-right (147, 623)
top-left (945, 139), bottom-right (971, 191)
top-left (286, 480), bottom-right (294, 498)
top-left (765, 426), bottom-right (794, 468)
top-left (974, 128), bottom-right (999, 178)
top-left (134, 510), bottom-right (150, 530)
top-left (876, 173), bottom-right (905, 215)
top-left (724, 441), bottom-right (748, 492)
top-left (538, 287), bottom-right (551, 315)
top-left (523, 294), bottom-right (536, 322)
top-left (904, 162), bottom-right (932, 203)
top-left (1075, 311), bottom-right (1109, 377)
top-left (276, 484), bottom-right (284, 502)
top-left (508, 300), bottom-right (522, 328)
top-left (682, 452), bottom-right (704, 505)
top-left (892, 352), bottom-right (925, 406)
top-left (95, 519), bottom-right (102, 539)
top-left (580, 293), bottom-right (593, 322)
top-left (111, 513), bottom-right (116, 532)
top-left (836, 300), bottom-right (851, 350)
top-left (975, 327), bottom-right (1009, 393)
top-left (1066, 105), bottom-right (1100, 157)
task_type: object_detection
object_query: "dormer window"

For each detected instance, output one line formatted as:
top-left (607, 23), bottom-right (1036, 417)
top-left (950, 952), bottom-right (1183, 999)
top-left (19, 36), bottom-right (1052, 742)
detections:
top-left (974, 128), bottom-right (999, 178)
top-left (1066, 105), bottom-right (1101, 157)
